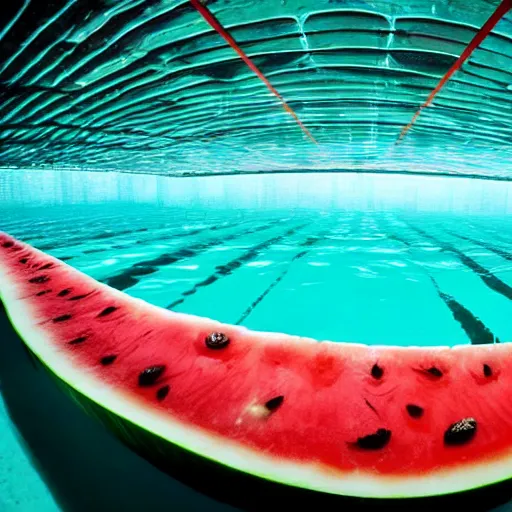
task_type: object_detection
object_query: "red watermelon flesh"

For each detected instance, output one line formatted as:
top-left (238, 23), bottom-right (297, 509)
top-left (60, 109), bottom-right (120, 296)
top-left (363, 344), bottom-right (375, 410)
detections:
top-left (1, 231), bottom-right (512, 500)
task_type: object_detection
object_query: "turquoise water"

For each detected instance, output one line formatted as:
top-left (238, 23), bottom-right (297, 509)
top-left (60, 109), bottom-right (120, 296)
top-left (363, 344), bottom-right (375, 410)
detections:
top-left (3, 205), bottom-right (512, 346)
top-left (1, 171), bottom-right (512, 511)
top-left (3, 0), bottom-right (512, 508)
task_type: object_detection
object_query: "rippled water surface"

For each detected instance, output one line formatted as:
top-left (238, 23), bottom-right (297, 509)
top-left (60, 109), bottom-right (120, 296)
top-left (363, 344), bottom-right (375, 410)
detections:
top-left (3, 202), bottom-right (512, 346)
top-left (2, 0), bottom-right (512, 179)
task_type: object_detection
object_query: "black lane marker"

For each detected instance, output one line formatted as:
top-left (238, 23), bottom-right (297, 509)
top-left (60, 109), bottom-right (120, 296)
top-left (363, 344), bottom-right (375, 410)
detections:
top-left (408, 224), bottom-right (512, 302)
top-left (429, 276), bottom-right (499, 345)
top-left (235, 232), bottom-right (328, 325)
top-left (47, 222), bottom-right (242, 261)
top-left (103, 221), bottom-right (280, 291)
top-left (388, 226), bottom-right (500, 345)
top-left (166, 224), bottom-right (307, 310)
top-left (37, 226), bottom-right (153, 251)
top-left (388, 233), bottom-right (412, 247)
top-left (445, 230), bottom-right (512, 262)
top-left (90, 227), bottom-right (148, 241)
top-left (79, 222), bottom-right (241, 258)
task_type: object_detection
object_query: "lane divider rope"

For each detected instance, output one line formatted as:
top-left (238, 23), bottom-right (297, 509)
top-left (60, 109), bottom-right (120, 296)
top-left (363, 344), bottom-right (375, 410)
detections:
top-left (395, 0), bottom-right (512, 145)
top-left (189, 0), bottom-right (318, 144)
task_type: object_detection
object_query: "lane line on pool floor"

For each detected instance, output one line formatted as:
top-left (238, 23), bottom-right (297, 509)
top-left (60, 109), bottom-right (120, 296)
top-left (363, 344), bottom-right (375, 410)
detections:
top-left (235, 229), bottom-right (332, 325)
top-left (406, 223), bottom-right (512, 302)
top-left (386, 226), bottom-right (500, 345)
top-left (444, 230), bottom-right (512, 263)
top-left (428, 275), bottom-right (500, 345)
top-left (102, 220), bottom-right (282, 292)
top-left (166, 223), bottom-right (309, 310)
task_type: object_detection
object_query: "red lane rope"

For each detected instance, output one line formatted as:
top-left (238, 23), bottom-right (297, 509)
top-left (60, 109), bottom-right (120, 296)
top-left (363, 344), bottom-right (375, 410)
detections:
top-left (396, 0), bottom-right (512, 145)
top-left (189, 0), bottom-right (318, 144)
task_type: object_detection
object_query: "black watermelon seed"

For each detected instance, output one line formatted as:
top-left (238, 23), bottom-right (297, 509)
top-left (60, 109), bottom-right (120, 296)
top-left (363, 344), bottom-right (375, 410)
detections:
top-left (12, 246), bottom-right (21, 251)
top-left (138, 365), bottom-right (166, 387)
top-left (29, 275), bottom-right (49, 284)
top-left (100, 355), bottom-right (117, 365)
top-left (36, 289), bottom-right (52, 296)
top-left (371, 363), bottom-right (383, 379)
top-left (53, 314), bottom-right (72, 323)
top-left (265, 395), bottom-right (284, 411)
top-left (483, 364), bottom-right (493, 377)
top-left (69, 336), bottom-right (87, 345)
top-left (97, 306), bottom-right (118, 317)
top-left (406, 404), bottom-right (424, 418)
top-left (57, 288), bottom-right (72, 297)
top-left (39, 263), bottom-right (54, 270)
top-left (424, 366), bottom-right (443, 378)
top-left (444, 418), bottom-right (477, 446)
top-left (355, 429), bottom-right (391, 450)
top-left (19, 258), bottom-right (28, 264)
top-left (69, 294), bottom-right (90, 301)
top-left (2, 241), bottom-right (14, 248)
top-left (205, 332), bottom-right (230, 349)
top-left (156, 385), bottom-right (170, 401)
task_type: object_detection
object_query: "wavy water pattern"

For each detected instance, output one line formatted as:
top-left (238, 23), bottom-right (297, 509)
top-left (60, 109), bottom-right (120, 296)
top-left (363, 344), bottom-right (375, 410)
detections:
top-left (1, 1), bottom-right (512, 178)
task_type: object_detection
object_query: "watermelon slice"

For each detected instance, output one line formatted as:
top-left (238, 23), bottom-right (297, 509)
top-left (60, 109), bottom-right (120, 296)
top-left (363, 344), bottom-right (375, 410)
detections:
top-left (1, 231), bottom-right (512, 511)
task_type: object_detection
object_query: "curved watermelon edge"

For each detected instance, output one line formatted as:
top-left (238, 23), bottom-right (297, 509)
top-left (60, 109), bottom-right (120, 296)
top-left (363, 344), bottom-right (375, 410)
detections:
top-left (36, 363), bottom-right (512, 512)
top-left (1, 236), bottom-right (512, 504)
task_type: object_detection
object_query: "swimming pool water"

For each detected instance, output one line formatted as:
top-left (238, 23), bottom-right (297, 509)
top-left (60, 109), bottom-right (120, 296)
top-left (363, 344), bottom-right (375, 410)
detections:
top-left (1, 172), bottom-right (512, 511)
top-left (3, 205), bottom-right (512, 346)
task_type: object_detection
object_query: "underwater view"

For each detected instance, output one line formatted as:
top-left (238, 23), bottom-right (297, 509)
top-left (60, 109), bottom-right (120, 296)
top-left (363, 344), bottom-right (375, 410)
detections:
top-left (2, 0), bottom-right (512, 511)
